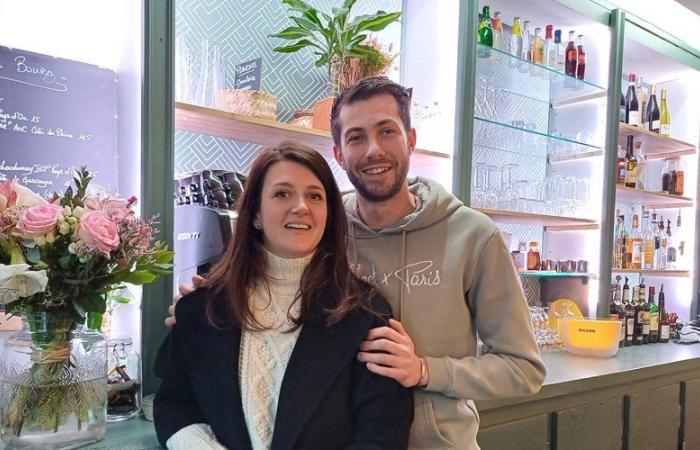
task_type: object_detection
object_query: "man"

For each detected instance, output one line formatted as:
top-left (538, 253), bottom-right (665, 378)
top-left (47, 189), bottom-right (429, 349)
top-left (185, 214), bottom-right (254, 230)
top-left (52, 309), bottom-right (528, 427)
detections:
top-left (171, 77), bottom-right (545, 449)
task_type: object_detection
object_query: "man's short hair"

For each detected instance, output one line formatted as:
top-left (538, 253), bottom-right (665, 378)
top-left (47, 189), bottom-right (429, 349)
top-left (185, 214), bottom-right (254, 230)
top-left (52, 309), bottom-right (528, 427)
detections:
top-left (330, 76), bottom-right (412, 147)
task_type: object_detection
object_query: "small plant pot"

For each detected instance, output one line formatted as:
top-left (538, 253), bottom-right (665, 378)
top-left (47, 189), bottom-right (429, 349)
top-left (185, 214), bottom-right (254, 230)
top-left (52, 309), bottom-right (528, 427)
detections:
top-left (312, 97), bottom-right (335, 131)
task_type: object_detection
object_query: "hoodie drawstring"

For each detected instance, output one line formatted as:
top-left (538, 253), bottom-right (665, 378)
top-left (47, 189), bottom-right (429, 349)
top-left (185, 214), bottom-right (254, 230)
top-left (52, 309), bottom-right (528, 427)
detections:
top-left (398, 230), bottom-right (407, 321)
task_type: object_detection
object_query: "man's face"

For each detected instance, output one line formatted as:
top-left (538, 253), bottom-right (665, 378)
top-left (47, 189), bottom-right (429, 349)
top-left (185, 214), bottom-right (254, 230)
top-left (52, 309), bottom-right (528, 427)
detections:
top-left (333, 93), bottom-right (416, 202)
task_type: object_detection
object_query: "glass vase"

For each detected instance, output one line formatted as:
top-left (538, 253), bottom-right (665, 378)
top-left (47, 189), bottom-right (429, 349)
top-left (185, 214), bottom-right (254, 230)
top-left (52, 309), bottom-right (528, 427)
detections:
top-left (0, 312), bottom-right (107, 449)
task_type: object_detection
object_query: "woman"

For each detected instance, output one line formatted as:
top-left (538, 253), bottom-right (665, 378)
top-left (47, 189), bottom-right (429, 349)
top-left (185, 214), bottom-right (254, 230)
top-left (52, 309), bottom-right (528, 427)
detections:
top-left (154, 141), bottom-right (413, 450)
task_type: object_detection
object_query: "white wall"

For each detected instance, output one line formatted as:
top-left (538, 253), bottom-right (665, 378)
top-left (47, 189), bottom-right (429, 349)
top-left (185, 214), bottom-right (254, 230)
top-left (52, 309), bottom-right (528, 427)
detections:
top-left (0, 0), bottom-right (144, 347)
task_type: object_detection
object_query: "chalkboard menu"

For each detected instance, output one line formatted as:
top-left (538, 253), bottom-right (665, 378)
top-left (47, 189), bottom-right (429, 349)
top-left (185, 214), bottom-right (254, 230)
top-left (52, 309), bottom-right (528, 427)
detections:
top-left (0, 46), bottom-right (118, 197)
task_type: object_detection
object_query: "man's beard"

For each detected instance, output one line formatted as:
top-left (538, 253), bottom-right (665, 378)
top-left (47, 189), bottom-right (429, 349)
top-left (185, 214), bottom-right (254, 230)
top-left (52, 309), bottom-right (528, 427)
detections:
top-left (347, 157), bottom-right (409, 202)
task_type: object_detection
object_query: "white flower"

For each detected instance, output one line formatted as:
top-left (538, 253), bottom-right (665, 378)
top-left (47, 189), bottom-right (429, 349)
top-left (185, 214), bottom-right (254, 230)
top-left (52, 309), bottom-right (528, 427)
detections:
top-left (68, 242), bottom-right (78, 254)
top-left (59, 222), bottom-right (71, 236)
top-left (33, 235), bottom-right (46, 247)
top-left (62, 206), bottom-right (72, 217)
top-left (72, 206), bottom-right (86, 219)
top-left (0, 264), bottom-right (48, 305)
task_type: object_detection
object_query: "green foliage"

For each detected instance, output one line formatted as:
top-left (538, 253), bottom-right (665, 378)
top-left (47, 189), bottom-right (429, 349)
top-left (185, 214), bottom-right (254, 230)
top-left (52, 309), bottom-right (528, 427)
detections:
top-left (270, 0), bottom-right (401, 94)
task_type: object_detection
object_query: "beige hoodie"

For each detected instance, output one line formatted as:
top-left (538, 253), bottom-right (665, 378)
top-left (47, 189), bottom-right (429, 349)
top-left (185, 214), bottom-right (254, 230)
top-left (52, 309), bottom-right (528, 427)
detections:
top-left (345, 177), bottom-right (546, 450)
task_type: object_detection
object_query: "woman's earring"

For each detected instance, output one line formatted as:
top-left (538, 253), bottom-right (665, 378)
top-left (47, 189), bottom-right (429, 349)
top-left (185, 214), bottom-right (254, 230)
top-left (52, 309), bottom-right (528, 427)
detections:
top-left (254, 222), bottom-right (263, 230)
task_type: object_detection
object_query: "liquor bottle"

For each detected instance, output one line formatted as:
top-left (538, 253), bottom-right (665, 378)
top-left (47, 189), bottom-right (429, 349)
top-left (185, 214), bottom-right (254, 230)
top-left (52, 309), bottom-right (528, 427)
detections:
top-left (666, 219), bottom-right (677, 270)
top-left (492, 11), bottom-right (505, 50)
top-left (521, 21), bottom-right (532, 63)
top-left (554, 29), bottom-right (565, 72)
top-left (613, 210), bottom-right (625, 269)
top-left (672, 158), bottom-right (684, 196)
top-left (657, 218), bottom-right (667, 270)
top-left (648, 285), bottom-right (659, 343)
top-left (544, 25), bottom-right (556, 68)
top-left (643, 207), bottom-right (655, 270)
top-left (632, 286), bottom-right (643, 345)
top-left (623, 277), bottom-right (635, 346)
top-left (662, 158), bottom-right (672, 193)
top-left (565, 31), bottom-right (577, 76)
top-left (576, 35), bottom-right (585, 79)
top-left (637, 76), bottom-right (647, 126)
top-left (619, 87), bottom-right (626, 123)
top-left (658, 285), bottom-right (670, 343)
top-left (635, 141), bottom-right (646, 190)
top-left (532, 27), bottom-right (544, 64)
top-left (610, 276), bottom-right (625, 348)
top-left (510, 17), bottom-right (523, 60)
top-left (616, 145), bottom-right (626, 185)
top-left (625, 74), bottom-right (640, 127)
top-left (624, 135), bottom-right (637, 189)
top-left (652, 211), bottom-right (661, 269)
top-left (659, 88), bottom-right (671, 137)
top-left (629, 211), bottom-right (643, 270)
top-left (639, 280), bottom-right (650, 344)
top-left (478, 6), bottom-right (493, 47)
top-left (647, 84), bottom-right (660, 132)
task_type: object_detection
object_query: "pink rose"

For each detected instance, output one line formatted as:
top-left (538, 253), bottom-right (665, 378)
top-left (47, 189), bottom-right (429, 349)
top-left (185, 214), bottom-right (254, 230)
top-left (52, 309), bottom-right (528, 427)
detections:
top-left (84, 198), bottom-right (135, 221)
top-left (77, 211), bottom-right (120, 255)
top-left (17, 204), bottom-right (64, 237)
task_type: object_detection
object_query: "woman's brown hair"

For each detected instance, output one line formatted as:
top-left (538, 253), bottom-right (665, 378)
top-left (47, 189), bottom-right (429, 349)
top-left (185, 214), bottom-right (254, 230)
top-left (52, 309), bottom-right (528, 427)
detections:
top-left (202, 141), bottom-right (369, 330)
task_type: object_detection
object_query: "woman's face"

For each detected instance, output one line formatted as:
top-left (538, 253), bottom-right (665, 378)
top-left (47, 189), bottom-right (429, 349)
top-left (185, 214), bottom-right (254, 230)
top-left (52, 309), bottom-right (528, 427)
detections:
top-left (257, 161), bottom-right (328, 259)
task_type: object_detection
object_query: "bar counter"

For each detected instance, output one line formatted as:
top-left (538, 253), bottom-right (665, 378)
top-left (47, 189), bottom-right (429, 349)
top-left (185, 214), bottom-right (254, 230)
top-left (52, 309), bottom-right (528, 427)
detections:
top-left (1, 343), bottom-right (697, 449)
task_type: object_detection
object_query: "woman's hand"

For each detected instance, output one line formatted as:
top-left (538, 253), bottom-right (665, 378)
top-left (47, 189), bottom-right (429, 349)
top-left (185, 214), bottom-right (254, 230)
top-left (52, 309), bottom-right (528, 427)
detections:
top-left (164, 275), bottom-right (204, 327)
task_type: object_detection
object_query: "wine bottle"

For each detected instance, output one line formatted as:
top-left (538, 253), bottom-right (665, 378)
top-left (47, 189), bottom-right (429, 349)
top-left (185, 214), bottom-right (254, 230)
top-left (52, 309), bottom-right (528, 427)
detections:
top-left (576, 35), bottom-right (585, 80)
top-left (625, 74), bottom-right (640, 127)
top-left (565, 31), bottom-right (577, 76)
top-left (660, 88), bottom-right (671, 137)
top-left (647, 84), bottom-right (660, 133)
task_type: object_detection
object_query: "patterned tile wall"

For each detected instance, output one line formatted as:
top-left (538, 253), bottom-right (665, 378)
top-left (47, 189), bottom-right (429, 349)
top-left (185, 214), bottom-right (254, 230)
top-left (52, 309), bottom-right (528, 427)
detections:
top-left (174, 0), bottom-right (402, 178)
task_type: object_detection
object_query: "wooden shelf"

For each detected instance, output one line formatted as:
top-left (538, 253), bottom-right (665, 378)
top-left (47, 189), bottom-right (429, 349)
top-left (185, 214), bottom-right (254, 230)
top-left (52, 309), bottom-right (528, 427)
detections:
top-left (618, 123), bottom-right (697, 159)
top-left (616, 186), bottom-right (693, 208)
top-left (474, 208), bottom-right (599, 229)
top-left (174, 102), bottom-right (450, 177)
top-left (612, 269), bottom-right (690, 278)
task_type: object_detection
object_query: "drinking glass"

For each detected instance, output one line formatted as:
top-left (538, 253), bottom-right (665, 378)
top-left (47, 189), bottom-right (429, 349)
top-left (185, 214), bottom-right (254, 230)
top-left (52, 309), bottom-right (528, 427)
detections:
top-left (194, 40), bottom-right (226, 107)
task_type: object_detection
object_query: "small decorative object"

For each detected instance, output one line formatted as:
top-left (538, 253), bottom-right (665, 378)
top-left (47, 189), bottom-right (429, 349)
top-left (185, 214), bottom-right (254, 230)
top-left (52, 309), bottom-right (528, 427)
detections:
top-left (107, 337), bottom-right (141, 422)
top-left (0, 169), bottom-right (173, 449)
top-left (215, 89), bottom-right (277, 120)
top-left (289, 109), bottom-right (314, 129)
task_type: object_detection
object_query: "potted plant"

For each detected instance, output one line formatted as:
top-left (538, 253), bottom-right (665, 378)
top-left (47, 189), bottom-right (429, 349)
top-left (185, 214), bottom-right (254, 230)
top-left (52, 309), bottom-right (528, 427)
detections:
top-left (0, 169), bottom-right (173, 449)
top-left (270, 0), bottom-right (401, 129)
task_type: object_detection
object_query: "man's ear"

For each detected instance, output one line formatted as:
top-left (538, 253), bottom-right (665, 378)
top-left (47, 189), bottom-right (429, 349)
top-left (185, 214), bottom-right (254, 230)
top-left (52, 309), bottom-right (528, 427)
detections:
top-left (407, 127), bottom-right (417, 154)
top-left (333, 145), bottom-right (346, 169)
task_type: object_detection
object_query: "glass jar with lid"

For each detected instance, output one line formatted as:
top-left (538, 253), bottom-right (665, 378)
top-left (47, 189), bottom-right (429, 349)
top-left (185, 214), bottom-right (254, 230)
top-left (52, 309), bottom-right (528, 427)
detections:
top-left (527, 241), bottom-right (541, 271)
top-left (107, 337), bottom-right (142, 421)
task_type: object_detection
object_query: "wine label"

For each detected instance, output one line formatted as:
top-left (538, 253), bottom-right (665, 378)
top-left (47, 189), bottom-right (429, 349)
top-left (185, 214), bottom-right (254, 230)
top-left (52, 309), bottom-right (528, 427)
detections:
top-left (652, 120), bottom-right (660, 130)
top-left (628, 111), bottom-right (640, 127)
top-left (661, 325), bottom-right (670, 340)
top-left (650, 313), bottom-right (659, 330)
top-left (660, 124), bottom-right (671, 136)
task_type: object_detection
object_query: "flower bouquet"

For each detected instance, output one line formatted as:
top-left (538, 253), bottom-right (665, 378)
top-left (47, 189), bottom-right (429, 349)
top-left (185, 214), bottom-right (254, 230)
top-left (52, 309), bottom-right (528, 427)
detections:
top-left (0, 168), bottom-right (173, 449)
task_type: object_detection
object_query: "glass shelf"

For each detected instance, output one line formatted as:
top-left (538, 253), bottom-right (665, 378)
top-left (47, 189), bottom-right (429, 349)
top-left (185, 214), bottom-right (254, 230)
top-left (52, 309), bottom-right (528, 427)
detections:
top-left (519, 271), bottom-right (594, 278)
top-left (474, 117), bottom-right (603, 156)
top-left (475, 43), bottom-right (607, 106)
top-left (612, 269), bottom-right (690, 278)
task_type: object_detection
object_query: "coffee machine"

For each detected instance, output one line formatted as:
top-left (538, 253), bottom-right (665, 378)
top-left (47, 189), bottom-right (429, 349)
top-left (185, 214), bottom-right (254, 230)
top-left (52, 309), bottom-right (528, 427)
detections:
top-left (173, 170), bottom-right (245, 292)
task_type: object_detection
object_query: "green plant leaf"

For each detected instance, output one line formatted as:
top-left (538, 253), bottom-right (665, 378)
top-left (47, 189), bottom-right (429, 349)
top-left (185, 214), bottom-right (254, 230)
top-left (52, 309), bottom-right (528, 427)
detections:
top-left (346, 33), bottom-right (368, 49)
top-left (124, 270), bottom-right (158, 285)
top-left (75, 292), bottom-right (106, 315)
top-left (353, 11), bottom-right (401, 33)
top-left (273, 39), bottom-right (318, 53)
top-left (269, 26), bottom-right (312, 40)
top-left (348, 44), bottom-right (383, 58)
top-left (281, 0), bottom-right (313, 13)
top-left (290, 15), bottom-right (320, 32)
top-left (315, 53), bottom-right (332, 68)
top-left (342, 0), bottom-right (359, 11)
top-left (303, 8), bottom-right (323, 27)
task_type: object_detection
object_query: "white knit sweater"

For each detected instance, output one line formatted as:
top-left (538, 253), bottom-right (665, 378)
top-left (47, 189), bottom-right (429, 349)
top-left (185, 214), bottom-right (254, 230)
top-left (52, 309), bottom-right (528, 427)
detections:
top-left (167, 249), bottom-right (312, 450)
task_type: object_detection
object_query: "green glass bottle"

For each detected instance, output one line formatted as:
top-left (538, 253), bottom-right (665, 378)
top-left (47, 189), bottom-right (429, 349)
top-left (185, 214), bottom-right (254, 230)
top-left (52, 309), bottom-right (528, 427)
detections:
top-left (478, 6), bottom-right (493, 47)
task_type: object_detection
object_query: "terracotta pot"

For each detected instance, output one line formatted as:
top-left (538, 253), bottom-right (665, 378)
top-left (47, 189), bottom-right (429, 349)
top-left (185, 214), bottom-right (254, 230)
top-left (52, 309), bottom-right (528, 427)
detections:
top-left (312, 97), bottom-right (335, 131)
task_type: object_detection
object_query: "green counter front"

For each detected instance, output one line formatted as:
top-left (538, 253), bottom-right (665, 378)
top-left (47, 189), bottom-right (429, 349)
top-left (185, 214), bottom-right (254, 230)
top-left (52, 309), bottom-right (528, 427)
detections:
top-left (3, 344), bottom-right (696, 450)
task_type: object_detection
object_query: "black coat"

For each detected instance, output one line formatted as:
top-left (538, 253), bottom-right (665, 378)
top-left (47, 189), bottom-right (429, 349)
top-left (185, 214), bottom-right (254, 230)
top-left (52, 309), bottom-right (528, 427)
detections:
top-left (153, 286), bottom-right (413, 450)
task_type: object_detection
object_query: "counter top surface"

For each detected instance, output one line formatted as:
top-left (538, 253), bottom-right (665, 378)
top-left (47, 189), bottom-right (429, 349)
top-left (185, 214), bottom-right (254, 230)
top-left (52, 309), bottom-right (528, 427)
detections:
top-left (1, 343), bottom-right (699, 449)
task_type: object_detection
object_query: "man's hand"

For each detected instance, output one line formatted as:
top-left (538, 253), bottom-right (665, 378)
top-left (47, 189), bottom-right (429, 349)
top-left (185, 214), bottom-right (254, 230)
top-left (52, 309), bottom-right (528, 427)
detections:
top-left (357, 319), bottom-right (426, 388)
top-left (164, 275), bottom-right (204, 327)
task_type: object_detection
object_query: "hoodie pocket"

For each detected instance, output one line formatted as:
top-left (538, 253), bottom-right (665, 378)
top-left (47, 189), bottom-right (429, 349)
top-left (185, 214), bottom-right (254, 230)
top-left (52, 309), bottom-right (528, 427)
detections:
top-left (413, 395), bottom-right (454, 449)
